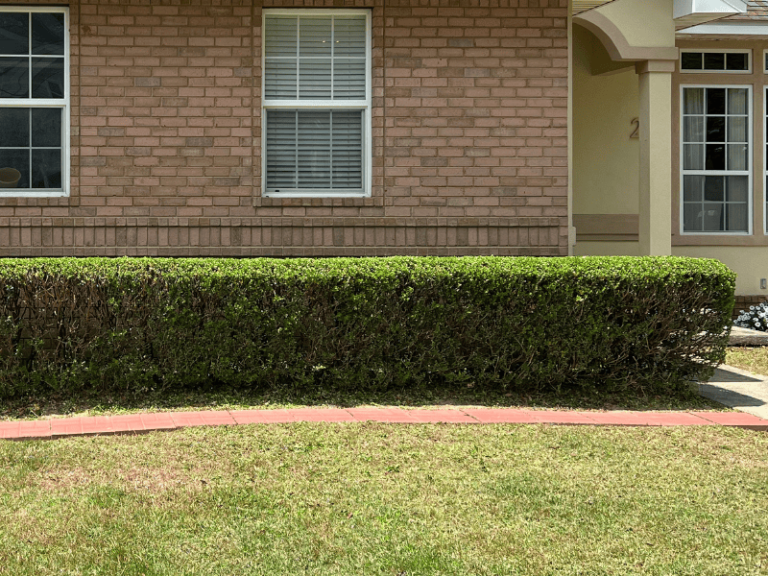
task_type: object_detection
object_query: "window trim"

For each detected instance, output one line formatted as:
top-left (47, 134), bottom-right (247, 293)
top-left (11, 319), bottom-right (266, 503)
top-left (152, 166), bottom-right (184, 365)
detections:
top-left (0, 5), bottom-right (70, 198)
top-left (261, 8), bottom-right (372, 198)
top-left (679, 84), bottom-right (753, 236)
top-left (680, 49), bottom-right (752, 74)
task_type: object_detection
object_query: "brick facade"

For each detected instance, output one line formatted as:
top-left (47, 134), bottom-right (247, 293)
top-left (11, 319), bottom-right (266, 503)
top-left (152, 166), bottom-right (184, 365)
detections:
top-left (0, 0), bottom-right (568, 256)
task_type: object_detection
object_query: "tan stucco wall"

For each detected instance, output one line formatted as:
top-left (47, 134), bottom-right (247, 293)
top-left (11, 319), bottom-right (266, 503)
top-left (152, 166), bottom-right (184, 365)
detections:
top-left (576, 243), bottom-right (766, 296)
top-left (672, 247), bottom-right (768, 296)
top-left (574, 241), bottom-right (641, 256)
top-left (572, 24), bottom-right (640, 215)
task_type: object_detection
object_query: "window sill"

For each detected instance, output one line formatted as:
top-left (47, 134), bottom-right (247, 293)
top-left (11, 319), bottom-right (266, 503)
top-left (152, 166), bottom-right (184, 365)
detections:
top-left (0, 192), bottom-right (68, 198)
top-left (673, 233), bottom-right (768, 246)
top-left (254, 197), bottom-right (382, 207)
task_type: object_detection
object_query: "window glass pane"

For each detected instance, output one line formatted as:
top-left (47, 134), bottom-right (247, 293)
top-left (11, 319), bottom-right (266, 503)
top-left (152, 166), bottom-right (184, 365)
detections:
top-left (266, 110), bottom-right (298, 190)
top-left (681, 52), bottom-right (702, 70)
top-left (265, 59), bottom-right (296, 99)
top-left (0, 13), bottom-right (29, 55)
top-left (684, 203), bottom-right (702, 231)
top-left (331, 110), bottom-right (363, 188)
top-left (298, 58), bottom-right (331, 99)
top-left (0, 108), bottom-right (29, 147)
top-left (334, 18), bottom-right (366, 58)
top-left (728, 88), bottom-right (748, 115)
top-left (706, 116), bottom-right (725, 142)
top-left (32, 58), bottom-right (64, 99)
top-left (726, 52), bottom-right (748, 71)
top-left (683, 116), bottom-right (704, 143)
top-left (266, 108), bottom-right (363, 192)
top-left (727, 203), bottom-right (748, 232)
top-left (684, 88), bottom-right (704, 114)
top-left (298, 110), bottom-right (331, 188)
top-left (683, 144), bottom-right (704, 170)
top-left (683, 175), bottom-right (704, 202)
top-left (727, 144), bottom-right (747, 171)
top-left (0, 149), bottom-right (29, 189)
top-left (31, 149), bottom-right (61, 189)
top-left (299, 18), bottom-right (332, 56)
top-left (702, 203), bottom-right (724, 230)
top-left (727, 116), bottom-right (747, 143)
top-left (31, 108), bottom-right (61, 147)
top-left (32, 13), bottom-right (64, 56)
top-left (0, 57), bottom-right (29, 98)
top-left (333, 59), bottom-right (366, 99)
top-left (264, 17), bottom-right (297, 57)
top-left (704, 52), bottom-right (725, 70)
top-left (705, 144), bottom-right (725, 170)
top-left (704, 176), bottom-right (724, 202)
top-left (707, 88), bottom-right (725, 115)
top-left (727, 176), bottom-right (748, 203)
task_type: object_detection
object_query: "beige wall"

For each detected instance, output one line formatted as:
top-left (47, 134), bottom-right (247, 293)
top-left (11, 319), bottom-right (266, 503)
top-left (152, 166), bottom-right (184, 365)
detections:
top-left (572, 24), bottom-right (639, 215)
top-left (575, 240), bottom-right (641, 255)
top-left (672, 247), bottom-right (768, 296)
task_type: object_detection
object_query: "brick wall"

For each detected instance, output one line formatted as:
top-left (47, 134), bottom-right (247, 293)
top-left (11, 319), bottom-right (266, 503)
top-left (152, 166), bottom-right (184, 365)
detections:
top-left (0, 0), bottom-right (569, 256)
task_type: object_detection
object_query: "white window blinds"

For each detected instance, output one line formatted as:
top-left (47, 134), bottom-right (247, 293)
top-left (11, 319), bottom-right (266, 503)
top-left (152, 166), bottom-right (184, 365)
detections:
top-left (264, 15), bottom-right (366, 100)
top-left (263, 12), bottom-right (368, 196)
top-left (266, 109), bottom-right (363, 191)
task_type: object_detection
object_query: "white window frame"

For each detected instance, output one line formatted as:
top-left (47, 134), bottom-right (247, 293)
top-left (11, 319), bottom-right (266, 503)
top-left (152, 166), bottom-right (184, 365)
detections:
top-left (261, 8), bottom-right (372, 198)
top-left (680, 49), bottom-right (752, 74)
top-left (679, 84), bottom-right (753, 236)
top-left (763, 49), bottom-right (768, 74)
top-left (0, 5), bottom-right (70, 198)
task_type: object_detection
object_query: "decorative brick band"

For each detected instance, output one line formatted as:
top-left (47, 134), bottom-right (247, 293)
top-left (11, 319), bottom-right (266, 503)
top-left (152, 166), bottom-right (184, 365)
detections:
top-left (0, 217), bottom-right (566, 257)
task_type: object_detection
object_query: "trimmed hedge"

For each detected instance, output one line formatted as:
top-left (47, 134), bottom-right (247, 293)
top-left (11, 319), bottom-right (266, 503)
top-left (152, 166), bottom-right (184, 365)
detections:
top-left (0, 256), bottom-right (735, 399)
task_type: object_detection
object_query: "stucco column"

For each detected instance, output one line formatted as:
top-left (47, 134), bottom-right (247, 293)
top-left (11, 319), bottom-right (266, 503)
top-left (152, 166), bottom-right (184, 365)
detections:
top-left (636, 60), bottom-right (674, 256)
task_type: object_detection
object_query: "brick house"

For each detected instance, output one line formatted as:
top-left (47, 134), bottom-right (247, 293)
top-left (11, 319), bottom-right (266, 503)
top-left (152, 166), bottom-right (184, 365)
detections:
top-left (1, 0), bottom-right (768, 301)
top-left (0, 0), bottom-right (570, 258)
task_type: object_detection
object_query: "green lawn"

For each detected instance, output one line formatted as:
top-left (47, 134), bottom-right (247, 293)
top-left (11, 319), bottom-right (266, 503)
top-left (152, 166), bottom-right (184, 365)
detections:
top-left (0, 423), bottom-right (766, 575)
top-left (727, 347), bottom-right (768, 378)
top-left (1, 379), bottom-right (726, 422)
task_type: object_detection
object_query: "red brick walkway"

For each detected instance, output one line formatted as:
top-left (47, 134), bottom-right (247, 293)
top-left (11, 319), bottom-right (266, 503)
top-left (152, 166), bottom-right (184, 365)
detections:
top-left (0, 408), bottom-right (766, 440)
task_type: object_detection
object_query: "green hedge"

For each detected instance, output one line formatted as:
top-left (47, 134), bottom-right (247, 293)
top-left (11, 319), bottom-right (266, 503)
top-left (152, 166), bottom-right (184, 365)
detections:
top-left (0, 256), bottom-right (735, 399)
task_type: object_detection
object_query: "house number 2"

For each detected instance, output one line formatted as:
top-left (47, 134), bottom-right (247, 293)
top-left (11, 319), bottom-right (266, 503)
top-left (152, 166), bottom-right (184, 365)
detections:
top-left (630, 118), bottom-right (639, 139)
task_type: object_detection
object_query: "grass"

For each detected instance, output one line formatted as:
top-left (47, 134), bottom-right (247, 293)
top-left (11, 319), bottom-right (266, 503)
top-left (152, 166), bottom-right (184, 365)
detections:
top-left (0, 379), bottom-right (727, 422)
top-left (0, 423), bottom-right (766, 575)
top-left (727, 347), bottom-right (768, 378)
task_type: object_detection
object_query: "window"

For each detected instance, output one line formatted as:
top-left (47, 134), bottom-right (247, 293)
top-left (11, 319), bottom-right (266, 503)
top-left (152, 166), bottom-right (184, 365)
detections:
top-left (681, 86), bottom-right (750, 233)
top-left (262, 10), bottom-right (370, 197)
top-left (680, 50), bottom-right (750, 73)
top-left (0, 7), bottom-right (68, 196)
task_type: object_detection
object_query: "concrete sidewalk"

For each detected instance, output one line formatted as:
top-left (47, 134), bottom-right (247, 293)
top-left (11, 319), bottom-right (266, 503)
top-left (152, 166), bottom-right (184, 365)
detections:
top-left (699, 364), bottom-right (768, 421)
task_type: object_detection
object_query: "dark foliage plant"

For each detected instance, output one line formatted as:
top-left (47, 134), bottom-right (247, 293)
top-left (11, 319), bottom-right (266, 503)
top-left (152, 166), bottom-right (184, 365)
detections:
top-left (0, 256), bottom-right (735, 399)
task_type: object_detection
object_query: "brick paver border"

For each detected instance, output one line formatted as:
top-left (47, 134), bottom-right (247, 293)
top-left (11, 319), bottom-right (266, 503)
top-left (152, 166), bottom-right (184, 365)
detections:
top-left (0, 408), bottom-right (766, 440)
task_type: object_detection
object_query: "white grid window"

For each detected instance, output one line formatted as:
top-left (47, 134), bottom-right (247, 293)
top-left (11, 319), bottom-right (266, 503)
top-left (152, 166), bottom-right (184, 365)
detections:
top-left (262, 10), bottom-right (370, 197)
top-left (681, 86), bottom-right (750, 233)
top-left (680, 50), bottom-right (751, 74)
top-left (0, 7), bottom-right (69, 196)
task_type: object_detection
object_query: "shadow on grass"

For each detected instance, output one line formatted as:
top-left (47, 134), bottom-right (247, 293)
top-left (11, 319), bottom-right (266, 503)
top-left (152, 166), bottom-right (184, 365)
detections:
top-left (0, 380), bottom-right (727, 421)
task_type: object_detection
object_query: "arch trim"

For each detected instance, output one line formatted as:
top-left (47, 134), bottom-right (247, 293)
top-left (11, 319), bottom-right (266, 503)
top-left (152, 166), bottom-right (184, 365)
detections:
top-left (573, 10), bottom-right (679, 62)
